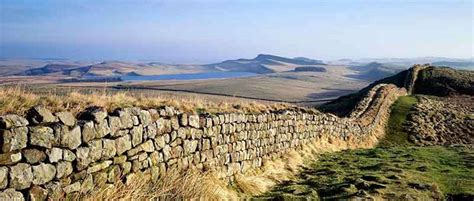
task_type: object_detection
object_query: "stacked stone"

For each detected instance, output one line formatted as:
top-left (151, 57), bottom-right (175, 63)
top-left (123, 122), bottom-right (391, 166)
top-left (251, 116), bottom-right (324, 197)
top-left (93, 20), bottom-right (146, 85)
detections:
top-left (0, 99), bottom-right (390, 200)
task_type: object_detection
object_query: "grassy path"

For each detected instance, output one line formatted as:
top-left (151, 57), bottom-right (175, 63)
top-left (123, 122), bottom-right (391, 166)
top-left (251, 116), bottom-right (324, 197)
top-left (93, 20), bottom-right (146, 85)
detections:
top-left (255, 96), bottom-right (474, 200)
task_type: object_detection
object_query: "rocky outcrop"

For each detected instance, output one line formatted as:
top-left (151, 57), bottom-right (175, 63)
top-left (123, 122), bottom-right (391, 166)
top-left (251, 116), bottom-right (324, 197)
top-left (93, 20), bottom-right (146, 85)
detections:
top-left (406, 95), bottom-right (474, 145)
top-left (0, 83), bottom-right (405, 199)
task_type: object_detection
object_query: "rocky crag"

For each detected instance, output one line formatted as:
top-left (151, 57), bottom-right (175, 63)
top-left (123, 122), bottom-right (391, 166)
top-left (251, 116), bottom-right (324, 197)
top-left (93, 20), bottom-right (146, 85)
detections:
top-left (0, 65), bottom-right (433, 200)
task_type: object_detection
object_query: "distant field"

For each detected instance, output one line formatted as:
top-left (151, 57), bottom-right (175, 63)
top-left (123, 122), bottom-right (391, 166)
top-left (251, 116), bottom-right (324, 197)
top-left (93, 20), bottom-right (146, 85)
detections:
top-left (113, 66), bottom-right (369, 106)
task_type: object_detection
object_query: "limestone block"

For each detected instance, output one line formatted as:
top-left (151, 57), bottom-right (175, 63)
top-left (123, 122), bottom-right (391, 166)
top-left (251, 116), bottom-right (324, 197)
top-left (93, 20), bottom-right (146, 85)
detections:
top-left (0, 152), bottom-right (22, 165)
top-left (32, 163), bottom-right (56, 185)
top-left (27, 106), bottom-right (57, 125)
top-left (0, 188), bottom-right (24, 201)
top-left (46, 147), bottom-right (62, 163)
top-left (1, 127), bottom-right (28, 152)
top-left (9, 163), bottom-right (33, 190)
top-left (102, 139), bottom-right (116, 160)
top-left (55, 111), bottom-right (76, 126)
top-left (56, 161), bottom-right (73, 179)
top-left (115, 135), bottom-right (132, 155)
top-left (0, 115), bottom-right (28, 129)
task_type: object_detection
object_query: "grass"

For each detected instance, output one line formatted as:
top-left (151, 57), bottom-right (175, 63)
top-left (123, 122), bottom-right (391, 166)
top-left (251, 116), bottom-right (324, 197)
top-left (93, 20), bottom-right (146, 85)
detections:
top-left (61, 168), bottom-right (238, 200)
top-left (256, 95), bottom-right (474, 200)
top-left (378, 95), bottom-right (418, 146)
top-left (0, 86), bottom-right (295, 116)
top-left (257, 146), bottom-right (473, 200)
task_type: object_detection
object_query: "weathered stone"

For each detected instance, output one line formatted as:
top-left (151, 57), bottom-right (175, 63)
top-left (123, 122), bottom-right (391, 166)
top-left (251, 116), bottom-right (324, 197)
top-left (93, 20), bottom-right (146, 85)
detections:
top-left (78, 106), bottom-right (107, 123)
top-left (75, 147), bottom-right (91, 170)
top-left (132, 116), bottom-right (139, 125)
top-left (113, 155), bottom-right (127, 164)
top-left (117, 110), bottom-right (133, 129)
top-left (87, 140), bottom-right (102, 162)
top-left (121, 162), bottom-right (132, 175)
top-left (162, 145), bottom-right (171, 161)
top-left (29, 126), bottom-right (54, 148)
top-left (63, 182), bottom-right (81, 194)
top-left (184, 140), bottom-right (198, 155)
top-left (126, 146), bottom-right (142, 157)
top-left (0, 152), bottom-right (22, 165)
top-left (9, 163), bottom-right (33, 190)
top-left (32, 163), bottom-right (56, 185)
top-left (102, 139), bottom-right (116, 159)
top-left (62, 149), bottom-right (76, 162)
top-left (171, 117), bottom-right (179, 130)
top-left (27, 106), bottom-right (57, 125)
top-left (130, 125), bottom-right (143, 147)
top-left (108, 116), bottom-right (122, 136)
top-left (177, 127), bottom-right (187, 139)
top-left (59, 125), bottom-right (81, 150)
top-left (107, 165), bottom-right (121, 183)
top-left (0, 167), bottom-right (7, 189)
top-left (95, 121), bottom-right (111, 139)
top-left (44, 181), bottom-right (63, 198)
top-left (0, 188), bottom-right (24, 201)
top-left (1, 127), bottom-right (28, 152)
top-left (93, 171), bottom-right (108, 187)
top-left (0, 115), bottom-right (28, 129)
top-left (149, 151), bottom-right (163, 166)
top-left (145, 124), bottom-right (157, 139)
top-left (188, 115), bottom-right (200, 128)
top-left (46, 147), bottom-right (62, 163)
top-left (80, 174), bottom-right (94, 193)
top-left (80, 121), bottom-right (95, 143)
top-left (139, 110), bottom-right (152, 126)
top-left (179, 113), bottom-right (188, 126)
top-left (87, 160), bottom-right (112, 174)
top-left (115, 135), bottom-right (132, 155)
top-left (154, 135), bottom-right (166, 150)
top-left (55, 111), bottom-right (76, 126)
top-left (21, 149), bottom-right (45, 164)
top-left (140, 140), bottom-right (155, 153)
top-left (56, 161), bottom-right (73, 179)
top-left (28, 185), bottom-right (48, 201)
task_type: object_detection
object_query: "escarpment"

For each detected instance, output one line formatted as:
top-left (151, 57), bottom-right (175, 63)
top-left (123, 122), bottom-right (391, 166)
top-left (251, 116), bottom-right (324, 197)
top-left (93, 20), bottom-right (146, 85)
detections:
top-left (0, 67), bottom-right (425, 200)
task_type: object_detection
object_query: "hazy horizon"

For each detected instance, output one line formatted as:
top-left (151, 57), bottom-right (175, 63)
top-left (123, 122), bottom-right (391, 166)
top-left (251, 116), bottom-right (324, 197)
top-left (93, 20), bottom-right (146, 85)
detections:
top-left (1, 0), bottom-right (473, 63)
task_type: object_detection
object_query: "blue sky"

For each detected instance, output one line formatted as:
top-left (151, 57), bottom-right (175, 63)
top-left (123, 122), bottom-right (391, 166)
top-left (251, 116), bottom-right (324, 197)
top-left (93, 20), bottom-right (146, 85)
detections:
top-left (0, 0), bottom-right (472, 63)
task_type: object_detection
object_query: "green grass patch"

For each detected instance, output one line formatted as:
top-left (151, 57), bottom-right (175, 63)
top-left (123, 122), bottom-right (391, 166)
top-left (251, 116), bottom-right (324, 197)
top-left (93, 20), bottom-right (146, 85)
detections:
top-left (257, 146), bottom-right (474, 200)
top-left (378, 95), bottom-right (418, 146)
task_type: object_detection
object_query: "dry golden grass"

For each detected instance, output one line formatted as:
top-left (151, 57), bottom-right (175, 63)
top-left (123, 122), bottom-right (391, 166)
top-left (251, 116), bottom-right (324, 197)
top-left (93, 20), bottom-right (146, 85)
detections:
top-left (0, 86), bottom-right (294, 116)
top-left (64, 168), bottom-right (237, 201)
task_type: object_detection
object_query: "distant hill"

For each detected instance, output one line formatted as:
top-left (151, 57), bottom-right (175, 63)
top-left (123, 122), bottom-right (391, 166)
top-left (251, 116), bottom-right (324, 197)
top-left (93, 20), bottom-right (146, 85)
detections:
top-left (347, 62), bottom-right (406, 81)
top-left (10, 54), bottom-right (326, 77)
top-left (23, 64), bottom-right (90, 76)
top-left (205, 54), bottom-right (326, 74)
top-left (431, 61), bottom-right (474, 70)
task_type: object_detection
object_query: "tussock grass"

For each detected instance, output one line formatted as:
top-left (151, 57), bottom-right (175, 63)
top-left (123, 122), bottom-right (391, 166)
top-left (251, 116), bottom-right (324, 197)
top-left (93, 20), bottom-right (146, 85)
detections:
top-left (0, 86), bottom-right (293, 116)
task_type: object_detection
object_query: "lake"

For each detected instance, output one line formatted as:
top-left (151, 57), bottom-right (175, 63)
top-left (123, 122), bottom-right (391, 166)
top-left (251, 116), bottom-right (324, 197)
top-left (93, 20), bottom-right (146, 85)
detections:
top-left (120, 72), bottom-right (257, 81)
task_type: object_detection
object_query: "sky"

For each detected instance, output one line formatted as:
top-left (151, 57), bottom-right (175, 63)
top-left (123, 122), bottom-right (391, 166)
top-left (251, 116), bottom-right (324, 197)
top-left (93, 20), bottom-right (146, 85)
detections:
top-left (0, 0), bottom-right (472, 64)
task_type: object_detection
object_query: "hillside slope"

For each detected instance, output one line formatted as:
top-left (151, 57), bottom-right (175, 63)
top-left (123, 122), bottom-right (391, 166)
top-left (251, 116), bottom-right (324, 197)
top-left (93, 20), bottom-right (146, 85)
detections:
top-left (319, 65), bottom-right (472, 116)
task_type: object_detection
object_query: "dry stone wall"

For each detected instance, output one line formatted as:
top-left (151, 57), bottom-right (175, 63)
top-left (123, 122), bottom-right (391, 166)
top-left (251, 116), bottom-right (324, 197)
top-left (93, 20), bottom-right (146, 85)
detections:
top-left (0, 83), bottom-right (407, 200)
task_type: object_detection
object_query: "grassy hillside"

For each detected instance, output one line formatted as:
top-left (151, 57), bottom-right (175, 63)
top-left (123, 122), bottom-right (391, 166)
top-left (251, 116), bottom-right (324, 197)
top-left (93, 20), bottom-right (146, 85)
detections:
top-left (257, 95), bottom-right (474, 200)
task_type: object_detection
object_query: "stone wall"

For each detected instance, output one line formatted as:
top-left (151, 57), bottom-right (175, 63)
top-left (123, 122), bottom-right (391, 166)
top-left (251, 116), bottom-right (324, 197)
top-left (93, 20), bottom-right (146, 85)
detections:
top-left (0, 84), bottom-right (407, 200)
